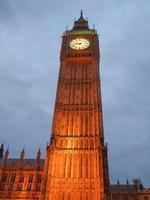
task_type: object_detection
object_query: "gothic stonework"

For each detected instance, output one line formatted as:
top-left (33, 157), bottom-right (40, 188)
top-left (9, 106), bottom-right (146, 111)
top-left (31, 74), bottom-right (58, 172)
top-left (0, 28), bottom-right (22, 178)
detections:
top-left (0, 149), bottom-right (43, 199)
top-left (110, 179), bottom-right (150, 200)
top-left (0, 12), bottom-right (149, 200)
top-left (41, 11), bottom-right (108, 200)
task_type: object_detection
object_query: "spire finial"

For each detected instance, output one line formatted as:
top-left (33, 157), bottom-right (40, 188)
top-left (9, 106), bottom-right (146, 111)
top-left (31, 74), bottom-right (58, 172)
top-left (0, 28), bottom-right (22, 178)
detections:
top-left (36, 146), bottom-right (41, 167)
top-left (80, 10), bottom-right (83, 17)
top-left (20, 146), bottom-right (25, 163)
top-left (126, 177), bottom-right (129, 185)
top-left (6, 147), bottom-right (9, 154)
top-left (117, 178), bottom-right (120, 186)
top-left (0, 144), bottom-right (4, 159)
top-left (21, 146), bottom-right (25, 154)
top-left (47, 142), bottom-right (49, 148)
top-left (2, 147), bottom-right (9, 168)
top-left (37, 146), bottom-right (41, 155)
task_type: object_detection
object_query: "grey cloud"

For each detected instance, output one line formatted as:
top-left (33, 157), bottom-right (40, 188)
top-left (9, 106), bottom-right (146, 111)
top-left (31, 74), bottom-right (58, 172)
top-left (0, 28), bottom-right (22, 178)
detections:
top-left (0, 1), bottom-right (14, 21)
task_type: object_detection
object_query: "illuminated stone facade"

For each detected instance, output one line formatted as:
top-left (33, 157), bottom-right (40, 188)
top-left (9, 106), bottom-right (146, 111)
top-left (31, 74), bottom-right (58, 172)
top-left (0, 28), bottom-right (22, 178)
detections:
top-left (110, 179), bottom-right (150, 200)
top-left (0, 12), bottom-right (149, 200)
top-left (40, 11), bottom-right (109, 200)
top-left (0, 148), bottom-right (43, 199)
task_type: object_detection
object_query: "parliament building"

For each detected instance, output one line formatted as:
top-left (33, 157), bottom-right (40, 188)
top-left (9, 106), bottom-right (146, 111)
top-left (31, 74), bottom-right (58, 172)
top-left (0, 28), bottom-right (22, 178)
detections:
top-left (0, 12), bottom-right (149, 200)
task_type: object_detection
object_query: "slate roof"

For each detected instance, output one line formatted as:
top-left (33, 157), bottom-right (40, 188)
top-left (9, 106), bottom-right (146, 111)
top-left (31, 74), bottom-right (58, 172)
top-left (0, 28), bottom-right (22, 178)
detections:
top-left (110, 184), bottom-right (137, 192)
top-left (0, 158), bottom-right (45, 166)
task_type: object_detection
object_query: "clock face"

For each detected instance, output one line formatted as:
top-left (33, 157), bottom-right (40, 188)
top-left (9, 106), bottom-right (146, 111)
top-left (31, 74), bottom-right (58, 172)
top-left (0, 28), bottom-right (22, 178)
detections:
top-left (70, 38), bottom-right (90, 50)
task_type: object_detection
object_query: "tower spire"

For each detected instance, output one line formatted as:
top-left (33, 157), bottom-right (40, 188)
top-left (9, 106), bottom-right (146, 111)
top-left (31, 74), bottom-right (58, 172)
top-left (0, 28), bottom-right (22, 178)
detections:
top-left (80, 9), bottom-right (83, 17)
top-left (73, 10), bottom-right (89, 29)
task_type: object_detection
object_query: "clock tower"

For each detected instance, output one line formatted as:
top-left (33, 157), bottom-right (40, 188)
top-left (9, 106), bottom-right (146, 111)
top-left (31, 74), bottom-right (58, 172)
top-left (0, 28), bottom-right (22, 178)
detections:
top-left (41, 11), bottom-right (110, 200)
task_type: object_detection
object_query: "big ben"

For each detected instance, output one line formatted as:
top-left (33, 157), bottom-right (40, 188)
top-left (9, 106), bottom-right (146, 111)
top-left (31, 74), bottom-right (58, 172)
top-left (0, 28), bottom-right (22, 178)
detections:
top-left (41, 11), bottom-right (110, 200)
top-left (0, 10), bottom-right (150, 200)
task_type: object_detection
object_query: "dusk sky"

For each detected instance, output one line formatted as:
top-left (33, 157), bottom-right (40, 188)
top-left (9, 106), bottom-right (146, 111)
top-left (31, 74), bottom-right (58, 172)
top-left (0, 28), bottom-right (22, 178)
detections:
top-left (0, 0), bottom-right (150, 186)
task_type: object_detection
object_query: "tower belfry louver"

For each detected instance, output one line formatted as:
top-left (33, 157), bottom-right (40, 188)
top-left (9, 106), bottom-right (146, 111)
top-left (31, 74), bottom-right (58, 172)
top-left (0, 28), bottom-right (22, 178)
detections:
top-left (41, 12), bottom-right (110, 200)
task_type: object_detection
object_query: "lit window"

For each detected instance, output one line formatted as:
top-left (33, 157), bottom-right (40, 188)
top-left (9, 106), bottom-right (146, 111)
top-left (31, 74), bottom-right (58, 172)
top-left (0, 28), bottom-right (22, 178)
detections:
top-left (19, 174), bottom-right (24, 183)
top-left (0, 183), bottom-right (5, 191)
top-left (37, 176), bottom-right (42, 183)
top-left (28, 175), bottom-right (33, 183)
top-left (26, 184), bottom-right (31, 191)
top-left (36, 184), bottom-right (41, 191)
top-left (10, 174), bottom-right (16, 183)
top-left (1, 174), bottom-right (7, 182)
top-left (17, 184), bottom-right (22, 191)
top-left (8, 184), bottom-right (13, 191)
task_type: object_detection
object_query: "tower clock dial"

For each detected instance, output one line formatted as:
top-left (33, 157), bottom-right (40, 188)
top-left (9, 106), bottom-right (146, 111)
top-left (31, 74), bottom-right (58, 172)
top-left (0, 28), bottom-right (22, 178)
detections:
top-left (70, 38), bottom-right (90, 50)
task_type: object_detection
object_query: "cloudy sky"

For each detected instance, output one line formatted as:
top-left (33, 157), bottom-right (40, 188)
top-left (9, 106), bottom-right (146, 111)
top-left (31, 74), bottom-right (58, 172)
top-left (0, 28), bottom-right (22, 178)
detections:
top-left (0, 0), bottom-right (150, 186)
